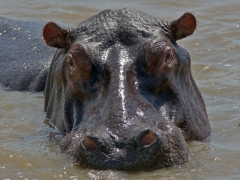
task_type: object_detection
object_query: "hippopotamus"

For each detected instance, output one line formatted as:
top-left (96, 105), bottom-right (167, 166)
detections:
top-left (0, 8), bottom-right (211, 170)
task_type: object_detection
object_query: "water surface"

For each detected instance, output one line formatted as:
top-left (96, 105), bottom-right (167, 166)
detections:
top-left (0, 0), bottom-right (240, 179)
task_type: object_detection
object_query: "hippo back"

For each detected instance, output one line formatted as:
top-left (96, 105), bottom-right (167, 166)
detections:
top-left (0, 17), bottom-right (54, 91)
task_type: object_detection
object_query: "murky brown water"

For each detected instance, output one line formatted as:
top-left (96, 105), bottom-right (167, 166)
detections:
top-left (0, 0), bottom-right (240, 179)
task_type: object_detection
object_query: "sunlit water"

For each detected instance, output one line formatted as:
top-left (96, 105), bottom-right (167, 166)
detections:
top-left (0, 0), bottom-right (240, 179)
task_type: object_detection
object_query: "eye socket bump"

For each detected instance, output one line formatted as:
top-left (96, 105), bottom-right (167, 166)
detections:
top-left (145, 41), bottom-right (176, 74)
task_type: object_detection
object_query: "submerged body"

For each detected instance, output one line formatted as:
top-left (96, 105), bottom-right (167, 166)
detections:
top-left (0, 17), bottom-right (54, 91)
top-left (0, 9), bottom-right (211, 170)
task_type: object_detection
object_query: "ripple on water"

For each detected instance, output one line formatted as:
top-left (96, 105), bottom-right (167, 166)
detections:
top-left (0, 0), bottom-right (240, 179)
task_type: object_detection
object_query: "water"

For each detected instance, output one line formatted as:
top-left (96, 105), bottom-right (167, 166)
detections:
top-left (0, 0), bottom-right (240, 179)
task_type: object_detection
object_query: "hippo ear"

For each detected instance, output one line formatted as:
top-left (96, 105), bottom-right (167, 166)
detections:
top-left (43, 22), bottom-right (68, 48)
top-left (170, 12), bottom-right (197, 40)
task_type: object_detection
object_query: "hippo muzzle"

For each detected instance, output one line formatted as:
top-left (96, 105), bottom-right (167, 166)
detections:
top-left (43, 8), bottom-right (211, 170)
top-left (58, 46), bottom-right (189, 170)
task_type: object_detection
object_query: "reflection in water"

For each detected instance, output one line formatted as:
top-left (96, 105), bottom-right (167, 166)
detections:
top-left (0, 0), bottom-right (240, 179)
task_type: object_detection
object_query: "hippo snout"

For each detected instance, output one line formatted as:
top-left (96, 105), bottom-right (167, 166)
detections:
top-left (63, 127), bottom-right (188, 170)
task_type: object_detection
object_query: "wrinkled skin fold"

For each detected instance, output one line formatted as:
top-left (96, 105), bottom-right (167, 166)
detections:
top-left (0, 8), bottom-right (211, 170)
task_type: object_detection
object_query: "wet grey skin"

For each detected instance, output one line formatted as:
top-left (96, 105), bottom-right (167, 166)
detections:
top-left (0, 8), bottom-right (211, 170)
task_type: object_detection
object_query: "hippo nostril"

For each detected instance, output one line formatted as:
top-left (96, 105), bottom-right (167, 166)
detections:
top-left (82, 136), bottom-right (97, 150)
top-left (141, 130), bottom-right (158, 146)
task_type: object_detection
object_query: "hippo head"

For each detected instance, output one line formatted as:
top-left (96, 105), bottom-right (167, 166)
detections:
top-left (42, 9), bottom-right (210, 170)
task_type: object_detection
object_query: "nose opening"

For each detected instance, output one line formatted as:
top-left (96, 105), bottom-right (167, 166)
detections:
top-left (82, 136), bottom-right (98, 150)
top-left (141, 130), bottom-right (158, 147)
top-left (74, 129), bottom-right (169, 170)
top-left (81, 130), bottom-right (158, 151)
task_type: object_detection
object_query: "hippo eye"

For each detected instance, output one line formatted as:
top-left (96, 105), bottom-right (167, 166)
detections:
top-left (67, 54), bottom-right (75, 72)
top-left (67, 58), bottom-right (74, 67)
top-left (67, 54), bottom-right (73, 63)
top-left (166, 53), bottom-right (170, 59)
top-left (165, 52), bottom-right (172, 65)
